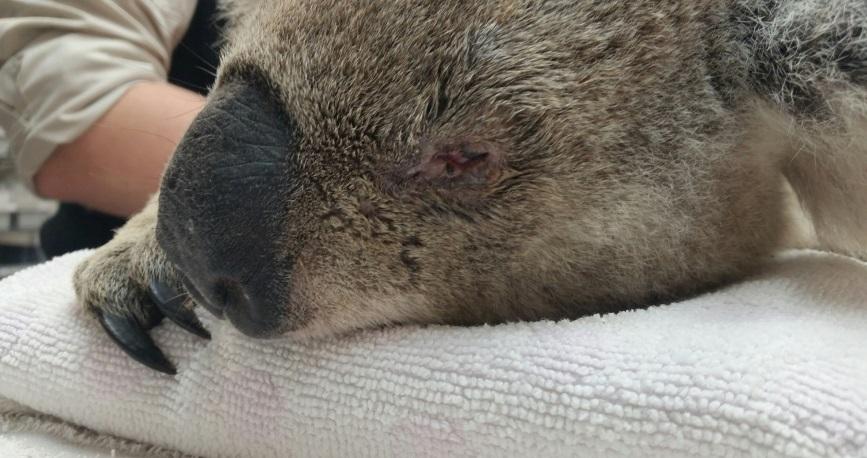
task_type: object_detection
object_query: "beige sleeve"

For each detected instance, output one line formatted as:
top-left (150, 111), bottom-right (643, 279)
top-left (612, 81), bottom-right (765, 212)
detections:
top-left (0, 0), bottom-right (198, 191)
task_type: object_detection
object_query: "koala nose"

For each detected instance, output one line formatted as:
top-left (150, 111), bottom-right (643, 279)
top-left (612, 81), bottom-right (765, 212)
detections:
top-left (178, 273), bottom-right (263, 334)
top-left (155, 77), bottom-right (299, 338)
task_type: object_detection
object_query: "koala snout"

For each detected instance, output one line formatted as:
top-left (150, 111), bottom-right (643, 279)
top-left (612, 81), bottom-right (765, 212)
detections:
top-left (156, 77), bottom-right (304, 338)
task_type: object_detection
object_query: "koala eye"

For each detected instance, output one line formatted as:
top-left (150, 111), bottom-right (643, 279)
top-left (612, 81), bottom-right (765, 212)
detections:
top-left (407, 140), bottom-right (504, 188)
top-left (440, 148), bottom-right (488, 176)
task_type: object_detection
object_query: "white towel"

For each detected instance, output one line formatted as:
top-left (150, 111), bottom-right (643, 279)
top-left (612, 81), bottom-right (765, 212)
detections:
top-left (0, 250), bottom-right (866, 458)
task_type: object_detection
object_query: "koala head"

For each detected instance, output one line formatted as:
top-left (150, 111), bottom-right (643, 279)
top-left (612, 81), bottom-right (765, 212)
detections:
top-left (156, 0), bottom-right (782, 338)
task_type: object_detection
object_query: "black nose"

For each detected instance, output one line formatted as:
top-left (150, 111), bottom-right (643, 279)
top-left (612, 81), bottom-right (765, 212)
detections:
top-left (156, 76), bottom-right (299, 338)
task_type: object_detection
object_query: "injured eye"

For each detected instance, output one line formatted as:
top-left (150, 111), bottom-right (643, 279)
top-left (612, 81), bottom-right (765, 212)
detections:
top-left (441, 148), bottom-right (487, 177)
top-left (407, 140), bottom-right (504, 188)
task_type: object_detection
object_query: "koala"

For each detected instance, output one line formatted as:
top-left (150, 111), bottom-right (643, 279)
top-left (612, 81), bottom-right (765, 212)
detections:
top-left (74, 0), bottom-right (867, 374)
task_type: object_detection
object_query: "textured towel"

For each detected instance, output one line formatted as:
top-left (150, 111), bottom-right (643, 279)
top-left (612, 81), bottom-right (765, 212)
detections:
top-left (0, 250), bottom-right (866, 458)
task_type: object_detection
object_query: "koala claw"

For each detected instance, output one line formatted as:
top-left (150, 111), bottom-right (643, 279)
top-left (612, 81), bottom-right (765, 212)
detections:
top-left (96, 309), bottom-right (177, 376)
top-left (148, 279), bottom-right (211, 340)
top-left (93, 279), bottom-right (210, 376)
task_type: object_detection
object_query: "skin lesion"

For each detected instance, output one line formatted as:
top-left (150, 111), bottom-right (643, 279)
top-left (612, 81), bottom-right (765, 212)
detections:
top-left (405, 138), bottom-right (508, 191)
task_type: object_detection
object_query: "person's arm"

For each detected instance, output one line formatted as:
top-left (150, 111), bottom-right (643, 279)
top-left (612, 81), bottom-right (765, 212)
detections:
top-left (0, 0), bottom-right (198, 216)
top-left (35, 82), bottom-right (204, 217)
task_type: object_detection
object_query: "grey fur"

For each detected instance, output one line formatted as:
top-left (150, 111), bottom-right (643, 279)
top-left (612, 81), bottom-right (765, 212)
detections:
top-left (75, 0), bottom-right (867, 339)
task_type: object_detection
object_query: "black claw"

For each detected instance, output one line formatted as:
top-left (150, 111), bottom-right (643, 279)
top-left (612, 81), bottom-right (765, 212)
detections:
top-left (148, 279), bottom-right (211, 340)
top-left (96, 310), bottom-right (177, 375)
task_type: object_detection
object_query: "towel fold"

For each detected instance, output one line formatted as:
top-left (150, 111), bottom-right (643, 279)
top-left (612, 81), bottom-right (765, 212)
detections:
top-left (0, 250), bottom-right (866, 457)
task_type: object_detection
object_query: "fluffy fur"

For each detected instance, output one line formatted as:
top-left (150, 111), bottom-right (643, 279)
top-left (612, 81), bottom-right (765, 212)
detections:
top-left (75, 0), bottom-right (867, 338)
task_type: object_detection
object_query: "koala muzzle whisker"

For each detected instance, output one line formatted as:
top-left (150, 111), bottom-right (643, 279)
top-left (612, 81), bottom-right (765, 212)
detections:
top-left (180, 274), bottom-right (224, 319)
top-left (148, 279), bottom-right (212, 340)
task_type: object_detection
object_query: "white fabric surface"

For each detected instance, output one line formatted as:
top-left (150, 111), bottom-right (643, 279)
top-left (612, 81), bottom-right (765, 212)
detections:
top-left (0, 250), bottom-right (866, 458)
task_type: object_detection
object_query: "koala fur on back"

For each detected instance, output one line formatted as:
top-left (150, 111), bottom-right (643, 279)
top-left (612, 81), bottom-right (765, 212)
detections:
top-left (73, 0), bottom-right (867, 372)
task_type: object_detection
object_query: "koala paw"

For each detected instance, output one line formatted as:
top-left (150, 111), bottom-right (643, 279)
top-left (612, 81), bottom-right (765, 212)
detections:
top-left (74, 239), bottom-right (209, 375)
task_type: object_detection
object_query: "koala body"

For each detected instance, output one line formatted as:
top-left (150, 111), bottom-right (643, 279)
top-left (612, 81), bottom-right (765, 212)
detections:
top-left (74, 0), bottom-right (867, 373)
